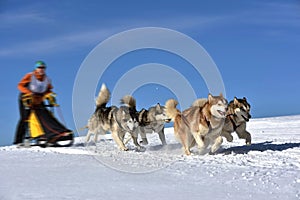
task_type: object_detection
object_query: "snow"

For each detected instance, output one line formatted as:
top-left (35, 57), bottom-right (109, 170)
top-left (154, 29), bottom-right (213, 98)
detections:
top-left (1, 115), bottom-right (300, 200)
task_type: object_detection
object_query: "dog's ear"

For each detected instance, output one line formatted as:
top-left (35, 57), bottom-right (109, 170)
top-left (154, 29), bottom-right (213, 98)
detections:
top-left (155, 103), bottom-right (161, 110)
top-left (234, 97), bottom-right (239, 104)
top-left (243, 97), bottom-right (247, 101)
top-left (208, 93), bottom-right (213, 103)
top-left (219, 93), bottom-right (223, 98)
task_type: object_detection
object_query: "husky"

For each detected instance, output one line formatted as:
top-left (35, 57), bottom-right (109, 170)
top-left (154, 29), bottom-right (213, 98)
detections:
top-left (165, 94), bottom-right (228, 155)
top-left (136, 103), bottom-right (171, 145)
top-left (192, 97), bottom-right (252, 145)
top-left (221, 97), bottom-right (252, 145)
top-left (85, 84), bottom-right (142, 151)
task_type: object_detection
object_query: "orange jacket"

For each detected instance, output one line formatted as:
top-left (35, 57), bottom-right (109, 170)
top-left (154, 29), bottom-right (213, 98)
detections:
top-left (18, 70), bottom-right (53, 94)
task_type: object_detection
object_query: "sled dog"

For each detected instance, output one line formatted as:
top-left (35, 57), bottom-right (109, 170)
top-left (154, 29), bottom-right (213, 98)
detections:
top-left (192, 97), bottom-right (252, 145)
top-left (221, 97), bottom-right (252, 145)
top-left (166, 94), bottom-right (228, 155)
top-left (136, 103), bottom-right (171, 145)
top-left (85, 84), bottom-right (141, 151)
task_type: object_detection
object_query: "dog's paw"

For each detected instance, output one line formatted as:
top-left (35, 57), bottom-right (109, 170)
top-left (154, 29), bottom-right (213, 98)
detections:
top-left (226, 136), bottom-right (233, 142)
top-left (198, 148), bottom-right (210, 155)
top-left (135, 146), bottom-right (146, 152)
top-left (183, 148), bottom-right (191, 156)
top-left (162, 142), bottom-right (167, 146)
top-left (139, 140), bottom-right (148, 145)
top-left (120, 146), bottom-right (129, 151)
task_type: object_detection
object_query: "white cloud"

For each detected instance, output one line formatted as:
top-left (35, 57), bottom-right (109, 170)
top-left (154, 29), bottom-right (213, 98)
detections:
top-left (0, 14), bottom-right (229, 57)
top-left (0, 27), bottom-right (123, 57)
top-left (0, 11), bottom-right (52, 26)
top-left (243, 1), bottom-right (300, 27)
top-left (5, 1), bottom-right (298, 58)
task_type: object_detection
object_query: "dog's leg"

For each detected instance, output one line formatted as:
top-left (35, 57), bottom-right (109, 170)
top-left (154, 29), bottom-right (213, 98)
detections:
top-left (187, 132), bottom-right (196, 152)
top-left (94, 128), bottom-right (105, 143)
top-left (124, 133), bottom-right (132, 144)
top-left (94, 130), bottom-right (99, 143)
top-left (221, 130), bottom-right (233, 142)
top-left (189, 138), bottom-right (196, 149)
top-left (158, 128), bottom-right (167, 145)
top-left (184, 133), bottom-right (197, 155)
top-left (132, 135), bottom-right (143, 150)
top-left (111, 131), bottom-right (128, 151)
top-left (236, 129), bottom-right (251, 145)
top-left (174, 122), bottom-right (191, 155)
top-left (86, 130), bottom-right (93, 143)
top-left (210, 136), bottom-right (223, 153)
top-left (174, 129), bottom-right (190, 155)
top-left (120, 132), bottom-right (126, 141)
top-left (178, 131), bottom-right (191, 155)
top-left (132, 130), bottom-right (144, 150)
top-left (244, 130), bottom-right (251, 145)
top-left (141, 137), bottom-right (148, 145)
top-left (236, 123), bottom-right (251, 145)
top-left (192, 132), bottom-right (206, 154)
top-left (139, 127), bottom-right (148, 145)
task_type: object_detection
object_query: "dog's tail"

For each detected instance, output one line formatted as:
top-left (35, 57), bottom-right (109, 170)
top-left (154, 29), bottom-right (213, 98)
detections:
top-left (120, 95), bottom-right (136, 109)
top-left (96, 83), bottom-right (110, 108)
top-left (192, 98), bottom-right (207, 107)
top-left (78, 125), bottom-right (89, 131)
top-left (165, 99), bottom-right (182, 133)
top-left (165, 99), bottom-right (181, 122)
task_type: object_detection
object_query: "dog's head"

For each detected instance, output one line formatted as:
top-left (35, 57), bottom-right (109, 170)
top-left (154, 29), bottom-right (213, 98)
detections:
top-left (120, 107), bottom-right (139, 132)
top-left (151, 103), bottom-right (171, 123)
top-left (138, 103), bottom-right (171, 126)
top-left (230, 97), bottom-right (251, 122)
top-left (208, 93), bottom-right (228, 119)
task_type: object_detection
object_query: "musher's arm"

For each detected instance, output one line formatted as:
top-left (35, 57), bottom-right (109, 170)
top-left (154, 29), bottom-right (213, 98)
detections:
top-left (44, 81), bottom-right (54, 95)
top-left (17, 73), bottom-right (32, 94)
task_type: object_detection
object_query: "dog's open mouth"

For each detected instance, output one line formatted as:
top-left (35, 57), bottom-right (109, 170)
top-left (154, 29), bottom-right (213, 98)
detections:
top-left (242, 115), bottom-right (250, 122)
top-left (217, 110), bottom-right (226, 116)
top-left (164, 118), bottom-right (172, 123)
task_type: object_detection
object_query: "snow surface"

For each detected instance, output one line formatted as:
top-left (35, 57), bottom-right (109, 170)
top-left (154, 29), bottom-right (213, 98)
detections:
top-left (1, 115), bottom-right (300, 200)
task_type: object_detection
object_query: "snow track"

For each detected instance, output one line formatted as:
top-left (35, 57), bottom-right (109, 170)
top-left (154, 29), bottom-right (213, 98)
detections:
top-left (1, 115), bottom-right (300, 200)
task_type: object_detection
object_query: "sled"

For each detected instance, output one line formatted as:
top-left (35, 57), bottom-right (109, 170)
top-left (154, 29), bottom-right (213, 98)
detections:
top-left (22, 93), bottom-right (74, 147)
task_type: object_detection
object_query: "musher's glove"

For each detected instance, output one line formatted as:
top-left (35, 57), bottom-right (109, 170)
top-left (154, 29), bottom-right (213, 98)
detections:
top-left (21, 93), bottom-right (33, 108)
top-left (44, 92), bottom-right (59, 107)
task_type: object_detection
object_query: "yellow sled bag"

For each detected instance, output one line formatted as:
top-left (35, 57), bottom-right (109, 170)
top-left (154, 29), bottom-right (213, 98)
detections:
top-left (28, 110), bottom-right (44, 138)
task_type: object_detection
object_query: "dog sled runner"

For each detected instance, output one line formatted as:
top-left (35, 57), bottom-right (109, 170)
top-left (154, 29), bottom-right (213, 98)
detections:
top-left (22, 93), bottom-right (74, 147)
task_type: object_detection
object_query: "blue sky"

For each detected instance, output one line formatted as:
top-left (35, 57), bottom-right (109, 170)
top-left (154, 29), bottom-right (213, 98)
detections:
top-left (1, 0), bottom-right (300, 146)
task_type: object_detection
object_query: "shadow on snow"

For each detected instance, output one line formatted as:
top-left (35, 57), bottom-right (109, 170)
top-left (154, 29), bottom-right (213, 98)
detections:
top-left (219, 141), bottom-right (300, 155)
top-left (72, 138), bottom-right (300, 155)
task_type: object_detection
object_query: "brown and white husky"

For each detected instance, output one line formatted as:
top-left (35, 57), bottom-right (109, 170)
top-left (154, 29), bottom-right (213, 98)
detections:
top-left (165, 94), bottom-right (228, 155)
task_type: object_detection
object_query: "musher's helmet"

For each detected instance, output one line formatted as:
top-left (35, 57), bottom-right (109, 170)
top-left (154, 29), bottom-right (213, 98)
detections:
top-left (35, 61), bottom-right (47, 69)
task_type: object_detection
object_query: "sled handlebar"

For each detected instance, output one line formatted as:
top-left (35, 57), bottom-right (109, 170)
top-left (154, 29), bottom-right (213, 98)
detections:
top-left (22, 93), bottom-right (59, 108)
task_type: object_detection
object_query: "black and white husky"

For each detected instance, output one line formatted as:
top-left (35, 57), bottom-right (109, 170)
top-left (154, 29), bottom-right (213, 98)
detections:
top-left (136, 104), bottom-right (171, 145)
top-left (221, 97), bottom-right (252, 145)
top-left (85, 84), bottom-right (142, 151)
